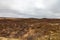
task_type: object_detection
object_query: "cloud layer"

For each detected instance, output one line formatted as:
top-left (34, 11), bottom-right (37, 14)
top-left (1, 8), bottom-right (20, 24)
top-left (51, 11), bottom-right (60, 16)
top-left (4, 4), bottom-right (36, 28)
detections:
top-left (0, 0), bottom-right (60, 18)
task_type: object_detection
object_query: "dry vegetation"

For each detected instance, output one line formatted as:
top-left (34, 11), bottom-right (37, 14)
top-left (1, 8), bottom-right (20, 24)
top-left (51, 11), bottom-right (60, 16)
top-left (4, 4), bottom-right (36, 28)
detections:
top-left (0, 18), bottom-right (59, 40)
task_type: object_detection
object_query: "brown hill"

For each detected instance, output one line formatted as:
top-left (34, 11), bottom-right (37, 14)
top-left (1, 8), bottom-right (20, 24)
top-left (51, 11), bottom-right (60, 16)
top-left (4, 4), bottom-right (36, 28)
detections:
top-left (0, 17), bottom-right (60, 40)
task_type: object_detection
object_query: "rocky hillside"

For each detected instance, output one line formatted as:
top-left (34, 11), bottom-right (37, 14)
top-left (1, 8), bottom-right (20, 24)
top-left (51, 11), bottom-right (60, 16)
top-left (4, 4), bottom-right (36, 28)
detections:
top-left (0, 17), bottom-right (60, 40)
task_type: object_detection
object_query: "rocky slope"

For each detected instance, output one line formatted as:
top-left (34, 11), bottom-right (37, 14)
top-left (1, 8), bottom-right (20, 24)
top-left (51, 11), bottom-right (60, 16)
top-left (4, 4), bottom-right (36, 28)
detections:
top-left (0, 17), bottom-right (60, 40)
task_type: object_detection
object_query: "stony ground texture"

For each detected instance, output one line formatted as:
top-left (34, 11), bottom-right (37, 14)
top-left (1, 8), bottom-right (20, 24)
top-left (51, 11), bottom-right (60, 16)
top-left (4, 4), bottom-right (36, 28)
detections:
top-left (0, 18), bottom-right (60, 40)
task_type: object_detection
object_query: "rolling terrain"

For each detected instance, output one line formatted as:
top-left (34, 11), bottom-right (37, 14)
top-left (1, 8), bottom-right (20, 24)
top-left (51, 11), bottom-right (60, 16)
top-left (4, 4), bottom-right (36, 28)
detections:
top-left (0, 18), bottom-right (59, 40)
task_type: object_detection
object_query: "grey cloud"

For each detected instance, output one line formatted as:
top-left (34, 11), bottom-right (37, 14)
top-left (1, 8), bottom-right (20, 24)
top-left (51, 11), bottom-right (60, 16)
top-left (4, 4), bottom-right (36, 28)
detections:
top-left (0, 0), bottom-right (60, 18)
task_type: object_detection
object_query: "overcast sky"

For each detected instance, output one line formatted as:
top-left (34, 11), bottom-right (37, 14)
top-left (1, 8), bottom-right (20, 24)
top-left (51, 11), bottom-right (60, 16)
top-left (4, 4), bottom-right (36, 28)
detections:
top-left (0, 0), bottom-right (60, 18)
